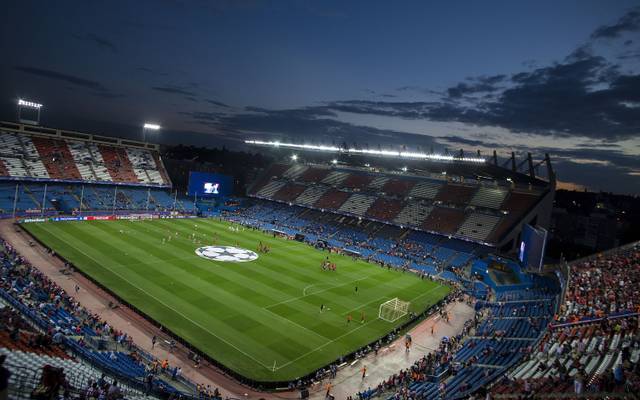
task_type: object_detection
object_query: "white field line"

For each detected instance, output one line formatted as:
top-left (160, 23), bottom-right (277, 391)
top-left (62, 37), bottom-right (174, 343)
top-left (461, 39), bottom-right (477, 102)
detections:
top-left (264, 275), bottom-right (376, 309)
top-left (42, 226), bottom-right (275, 370)
top-left (340, 295), bottom-right (389, 316)
top-left (276, 283), bottom-right (447, 370)
top-left (275, 316), bottom-right (379, 371)
top-left (409, 284), bottom-right (446, 303)
top-left (260, 307), bottom-right (330, 343)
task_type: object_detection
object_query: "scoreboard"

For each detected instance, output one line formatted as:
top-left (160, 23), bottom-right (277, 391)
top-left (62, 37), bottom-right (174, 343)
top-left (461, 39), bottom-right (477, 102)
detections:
top-left (187, 172), bottom-right (233, 197)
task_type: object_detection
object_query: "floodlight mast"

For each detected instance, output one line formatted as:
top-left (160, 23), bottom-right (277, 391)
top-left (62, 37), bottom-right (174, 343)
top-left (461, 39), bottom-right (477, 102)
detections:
top-left (17, 98), bottom-right (43, 125)
top-left (142, 123), bottom-right (161, 142)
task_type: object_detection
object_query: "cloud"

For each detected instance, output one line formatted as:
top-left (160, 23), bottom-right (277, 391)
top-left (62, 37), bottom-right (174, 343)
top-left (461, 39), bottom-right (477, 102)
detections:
top-left (182, 106), bottom-right (440, 149)
top-left (591, 7), bottom-right (640, 39)
top-left (319, 54), bottom-right (640, 141)
top-left (446, 74), bottom-right (506, 98)
top-left (151, 85), bottom-right (197, 97)
top-left (14, 66), bottom-right (108, 92)
top-left (71, 33), bottom-right (117, 52)
top-left (206, 99), bottom-right (230, 108)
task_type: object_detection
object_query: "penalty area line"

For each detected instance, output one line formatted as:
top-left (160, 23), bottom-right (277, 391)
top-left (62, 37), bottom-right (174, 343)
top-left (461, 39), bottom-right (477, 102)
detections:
top-left (41, 226), bottom-right (277, 371)
top-left (274, 316), bottom-right (380, 371)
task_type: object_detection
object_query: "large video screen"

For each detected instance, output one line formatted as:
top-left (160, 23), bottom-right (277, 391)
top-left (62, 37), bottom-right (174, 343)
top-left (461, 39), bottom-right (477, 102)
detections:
top-left (519, 224), bottom-right (548, 272)
top-left (187, 172), bottom-right (233, 197)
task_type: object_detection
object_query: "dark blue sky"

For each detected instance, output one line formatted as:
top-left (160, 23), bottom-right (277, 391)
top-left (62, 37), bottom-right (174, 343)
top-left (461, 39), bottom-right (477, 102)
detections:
top-left (1, 1), bottom-right (639, 194)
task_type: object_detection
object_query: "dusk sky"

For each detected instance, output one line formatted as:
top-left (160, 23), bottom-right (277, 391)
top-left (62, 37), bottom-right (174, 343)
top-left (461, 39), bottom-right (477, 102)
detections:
top-left (1, 1), bottom-right (639, 194)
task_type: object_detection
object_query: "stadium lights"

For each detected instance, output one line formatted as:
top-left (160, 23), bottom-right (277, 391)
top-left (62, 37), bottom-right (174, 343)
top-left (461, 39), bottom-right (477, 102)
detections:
top-left (142, 122), bottom-right (161, 143)
top-left (402, 167), bottom-right (408, 172)
top-left (18, 99), bottom-right (43, 109)
top-left (245, 140), bottom-right (485, 163)
top-left (331, 159), bottom-right (338, 164)
top-left (291, 154), bottom-right (298, 161)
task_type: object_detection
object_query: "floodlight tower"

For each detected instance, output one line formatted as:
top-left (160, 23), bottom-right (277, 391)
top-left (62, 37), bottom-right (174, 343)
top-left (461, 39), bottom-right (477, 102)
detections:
top-left (142, 123), bottom-right (161, 143)
top-left (17, 99), bottom-right (43, 125)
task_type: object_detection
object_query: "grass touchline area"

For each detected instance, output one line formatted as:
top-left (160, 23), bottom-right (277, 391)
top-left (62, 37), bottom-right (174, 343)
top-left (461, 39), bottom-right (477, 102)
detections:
top-left (23, 218), bottom-right (450, 382)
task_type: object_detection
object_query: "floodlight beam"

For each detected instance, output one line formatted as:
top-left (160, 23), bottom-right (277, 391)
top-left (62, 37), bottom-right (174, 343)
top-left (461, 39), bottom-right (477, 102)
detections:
top-left (244, 140), bottom-right (485, 163)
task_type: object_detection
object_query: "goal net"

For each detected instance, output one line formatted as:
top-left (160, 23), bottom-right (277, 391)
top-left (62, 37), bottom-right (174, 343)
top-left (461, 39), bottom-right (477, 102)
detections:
top-left (378, 298), bottom-right (410, 322)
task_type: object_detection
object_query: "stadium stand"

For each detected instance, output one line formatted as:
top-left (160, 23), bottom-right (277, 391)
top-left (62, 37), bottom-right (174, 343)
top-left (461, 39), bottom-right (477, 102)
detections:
top-left (0, 239), bottom-right (205, 399)
top-left (456, 212), bottom-right (502, 242)
top-left (381, 178), bottom-right (414, 197)
top-left (409, 180), bottom-right (443, 200)
top-left (340, 173), bottom-right (374, 190)
top-left (393, 201), bottom-right (432, 227)
top-left (272, 182), bottom-right (307, 203)
top-left (30, 136), bottom-right (82, 180)
top-left (298, 166), bottom-right (329, 183)
top-left (368, 176), bottom-right (389, 190)
top-left (422, 207), bottom-right (466, 234)
top-left (256, 180), bottom-right (286, 198)
top-left (469, 186), bottom-right (508, 210)
top-left (434, 184), bottom-right (477, 206)
top-left (489, 242), bottom-right (640, 398)
top-left (358, 276), bottom-right (559, 400)
top-left (0, 182), bottom-right (194, 217)
top-left (295, 185), bottom-right (328, 206)
top-left (247, 162), bottom-right (549, 246)
top-left (0, 128), bottom-right (171, 187)
top-left (338, 193), bottom-right (377, 216)
top-left (366, 198), bottom-right (405, 221)
top-left (321, 170), bottom-right (349, 186)
top-left (314, 189), bottom-right (351, 210)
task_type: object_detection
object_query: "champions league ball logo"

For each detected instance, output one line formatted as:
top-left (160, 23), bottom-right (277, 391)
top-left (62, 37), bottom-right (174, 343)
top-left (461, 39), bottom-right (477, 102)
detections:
top-left (195, 246), bottom-right (259, 263)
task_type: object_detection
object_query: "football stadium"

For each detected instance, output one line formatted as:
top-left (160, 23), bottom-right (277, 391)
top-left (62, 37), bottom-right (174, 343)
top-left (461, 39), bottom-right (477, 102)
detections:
top-left (2, 3), bottom-right (640, 400)
top-left (1, 116), bottom-right (636, 400)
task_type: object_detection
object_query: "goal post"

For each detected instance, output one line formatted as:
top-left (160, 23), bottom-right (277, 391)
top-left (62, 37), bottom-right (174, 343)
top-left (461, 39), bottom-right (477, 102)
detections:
top-left (378, 298), bottom-right (410, 322)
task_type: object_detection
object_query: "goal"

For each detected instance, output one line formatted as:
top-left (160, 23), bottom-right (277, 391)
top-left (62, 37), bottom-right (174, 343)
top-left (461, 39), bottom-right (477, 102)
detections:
top-left (378, 298), bottom-right (410, 322)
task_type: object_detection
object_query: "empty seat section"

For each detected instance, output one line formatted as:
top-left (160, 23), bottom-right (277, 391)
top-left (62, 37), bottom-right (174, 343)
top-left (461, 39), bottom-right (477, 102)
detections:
top-left (340, 174), bottom-right (373, 190)
top-left (409, 180), bottom-right (443, 199)
top-left (435, 184), bottom-right (477, 205)
top-left (67, 141), bottom-right (101, 181)
top-left (31, 137), bottom-right (82, 180)
top-left (368, 176), bottom-right (389, 190)
top-left (282, 164), bottom-right (309, 179)
top-left (295, 186), bottom-right (328, 205)
top-left (382, 179), bottom-right (415, 197)
top-left (456, 213), bottom-right (502, 242)
top-left (314, 189), bottom-right (351, 210)
top-left (298, 167), bottom-right (329, 183)
top-left (338, 193), bottom-right (377, 216)
top-left (470, 186), bottom-right (508, 209)
top-left (321, 170), bottom-right (349, 186)
top-left (502, 190), bottom-right (540, 212)
top-left (394, 201), bottom-right (432, 227)
top-left (366, 197), bottom-right (404, 221)
top-left (98, 145), bottom-right (138, 183)
top-left (422, 207), bottom-right (466, 234)
top-left (272, 183), bottom-right (307, 202)
top-left (256, 180), bottom-right (286, 198)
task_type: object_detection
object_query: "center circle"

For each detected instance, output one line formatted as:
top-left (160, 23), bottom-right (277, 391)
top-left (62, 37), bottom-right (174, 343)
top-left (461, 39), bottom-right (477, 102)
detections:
top-left (195, 246), bottom-right (259, 263)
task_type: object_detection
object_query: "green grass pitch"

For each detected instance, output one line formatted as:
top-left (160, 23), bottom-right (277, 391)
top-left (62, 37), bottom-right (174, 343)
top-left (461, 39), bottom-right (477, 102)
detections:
top-left (23, 218), bottom-right (450, 382)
